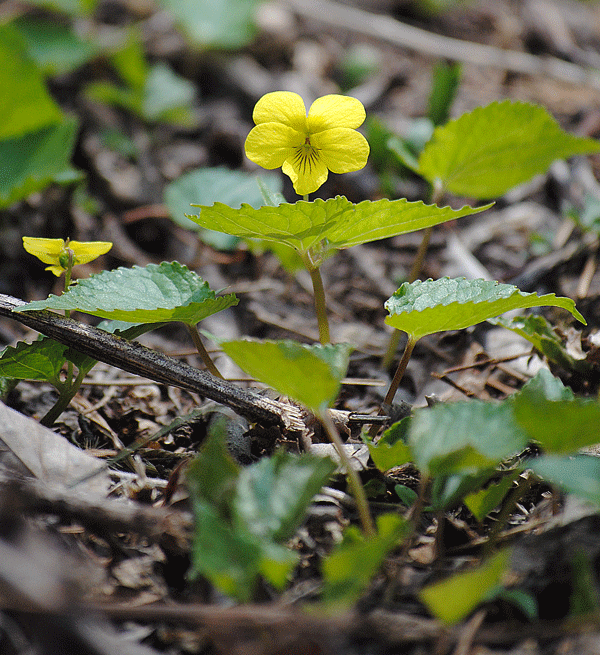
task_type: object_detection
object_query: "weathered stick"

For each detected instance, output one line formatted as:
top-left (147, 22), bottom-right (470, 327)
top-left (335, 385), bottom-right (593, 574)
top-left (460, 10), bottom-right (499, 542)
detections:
top-left (0, 293), bottom-right (303, 430)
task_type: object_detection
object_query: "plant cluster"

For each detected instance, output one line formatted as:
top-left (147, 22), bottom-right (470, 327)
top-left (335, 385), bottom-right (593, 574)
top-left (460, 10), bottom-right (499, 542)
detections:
top-left (1, 0), bottom-right (600, 625)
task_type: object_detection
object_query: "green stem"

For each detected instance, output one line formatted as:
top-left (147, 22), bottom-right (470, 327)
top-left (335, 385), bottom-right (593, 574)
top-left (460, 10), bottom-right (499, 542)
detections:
top-left (63, 248), bottom-right (74, 387)
top-left (308, 265), bottom-right (331, 345)
top-left (319, 408), bottom-right (376, 537)
top-left (41, 368), bottom-right (86, 427)
top-left (380, 181), bottom-right (443, 370)
top-left (186, 323), bottom-right (223, 379)
top-left (369, 335), bottom-right (417, 439)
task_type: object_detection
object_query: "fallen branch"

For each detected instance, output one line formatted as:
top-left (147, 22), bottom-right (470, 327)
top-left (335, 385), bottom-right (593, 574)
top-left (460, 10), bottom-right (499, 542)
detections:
top-left (0, 293), bottom-right (303, 430)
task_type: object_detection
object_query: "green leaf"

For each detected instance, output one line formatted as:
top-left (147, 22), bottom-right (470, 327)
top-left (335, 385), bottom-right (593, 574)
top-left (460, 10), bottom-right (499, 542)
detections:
top-left (394, 484), bottom-right (418, 507)
top-left (419, 549), bottom-right (511, 625)
top-left (189, 196), bottom-right (492, 258)
top-left (0, 119), bottom-right (79, 209)
top-left (188, 499), bottom-right (262, 602)
top-left (112, 29), bottom-right (147, 92)
top-left (0, 24), bottom-right (63, 139)
top-left (165, 166), bottom-right (283, 233)
top-left (219, 339), bottom-right (352, 411)
top-left (322, 513), bottom-right (409, 609)
top-left (160, 0), bottom-right (259, 49)
top-left (142, 62), bottom-right (196, 124)
top-left (429, 469), bottom-right (500, 512)
top-left (14, 17), bottom-right (100, 76)
top-left (27, 0), bottom-right (97, 16)
top-left (408, 400), bottom-right (528, 477)
top-left (517, 367), bottom-right (574, 401)
top-left (19, 262), bottom-right (238, 326)
top-left (418, 100), bottom-right (600, 198)
top-left (530, 455), bottom-right (600, 506)
top-left (385, 277), bottom-right (585, 341)
top-left (464, 471), bottom-right (519, 522)
top-left (186, 424), bottom-right (240, 514)
top-left (234, 449), bottom-right (336, 542)
top-left (366, 417), bottom-right (412, 472)
top-left (186, 429), bottom-right (302, 599)
top-left (489, 315), bottom-right (591, 374)
top-left (85, 81), bottom-right (141, 118)
top-left (512, 373), bottom-right (600, 453)
top-left (0, 338), bottom-right (68, 388)
top-left (428, 61), bottom-right (461, 127)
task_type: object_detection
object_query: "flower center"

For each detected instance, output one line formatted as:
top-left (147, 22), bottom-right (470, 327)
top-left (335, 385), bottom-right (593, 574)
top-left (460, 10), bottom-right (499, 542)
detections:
top-left (292, 136), bottom-right (320, 173)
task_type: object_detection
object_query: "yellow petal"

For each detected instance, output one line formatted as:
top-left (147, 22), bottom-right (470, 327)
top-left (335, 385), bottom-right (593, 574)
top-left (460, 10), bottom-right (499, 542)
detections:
top-left (22, 237), bottom-right (65, 266)
top-left (252, 91), bottom-right (308, 133)
top-left (245, 123), bottom-right (304, 169)
top-left (69, 241), bottom-right (112, 265)
top-left (307, 95), bottom-right (366, 133)
top-left (282, 155), bottom-right (329, 196)
top-left (311, 128), bottom-right (370, 174)
top-left (45, 264), bottom-right (67, 277)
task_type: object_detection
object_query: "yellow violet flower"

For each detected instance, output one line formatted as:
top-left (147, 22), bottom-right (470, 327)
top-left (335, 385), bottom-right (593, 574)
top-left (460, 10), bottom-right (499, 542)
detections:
top-left (244, 91), bottom-right (369, 196)
top-left (23, 237), bottom-right (112, 277)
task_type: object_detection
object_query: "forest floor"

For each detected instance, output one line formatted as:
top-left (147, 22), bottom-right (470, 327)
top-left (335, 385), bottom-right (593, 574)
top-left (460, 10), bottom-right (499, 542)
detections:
top-left (2, 0), bottom-right (600, 653)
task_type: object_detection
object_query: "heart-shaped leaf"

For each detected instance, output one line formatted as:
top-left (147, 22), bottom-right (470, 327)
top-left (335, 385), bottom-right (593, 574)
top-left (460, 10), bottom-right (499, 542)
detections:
top-left (19, 261), bottom-right (237, 326)
top-left (165, 166), bottom-right (282, 235)
top-left (418, 100), bottom-right (600, 198)
top-left (408, 400), bottom-right (528, 477)
top-left (188, 196), bottom-right (491, 259)
top-left (385, 277), bottom-right (585, 341)
top-left (219, 339), bottom-right (352, 411)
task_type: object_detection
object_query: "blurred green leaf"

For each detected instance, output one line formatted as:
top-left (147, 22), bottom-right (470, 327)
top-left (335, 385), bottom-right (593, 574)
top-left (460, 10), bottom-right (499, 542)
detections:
top-left (569, 550), bottom-right (600, 617)
top-left (428, 61), bottom-right (461, 126)
top-left (142, 62), bottom-right (196, 123)
top-left (19, 262), bottom-right (238, 326)
top-left (0, 119), bottom-right (79, 209)
top-left (530, 455), bottom-right (600, 507)
top-left (418, 100), bottom-right (600, 198)
top-left (366, 417), bottom-right (412, 472)
top-left (0, 24), bottom-right (63, 139)
top-left (516, 367), bottom-right (574, 401)
top-left (234, 449), bottom-right (336, 542)
top-left (26, 0), bottom-right (97, 16)
top-left (419, 549), bottom-right (511, 625)
top-left (160, 0), bottom-right (259, 49)
top-left (512, 373), bottom-right (600, 454)
top-left (385, 277), bottom-right (585, 341)
top-left (408, 400), bottom-right (528, 477)
top-left (187, 430), bottom-right (333, 600)
top-left (165, 166), bottom-right (282, 236)
top-left (219, 339), bottom-right (352, 411)
top-left (188, 499), bottom-right (263, 601)
top-left (322, 513), bottom-right (409, 609)
top-left (14, 17), bottom-right (99, 75)
top-left (464, 471), bottom-right (519, 522)
top-left (490, 315), bottom-right (592, 374)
